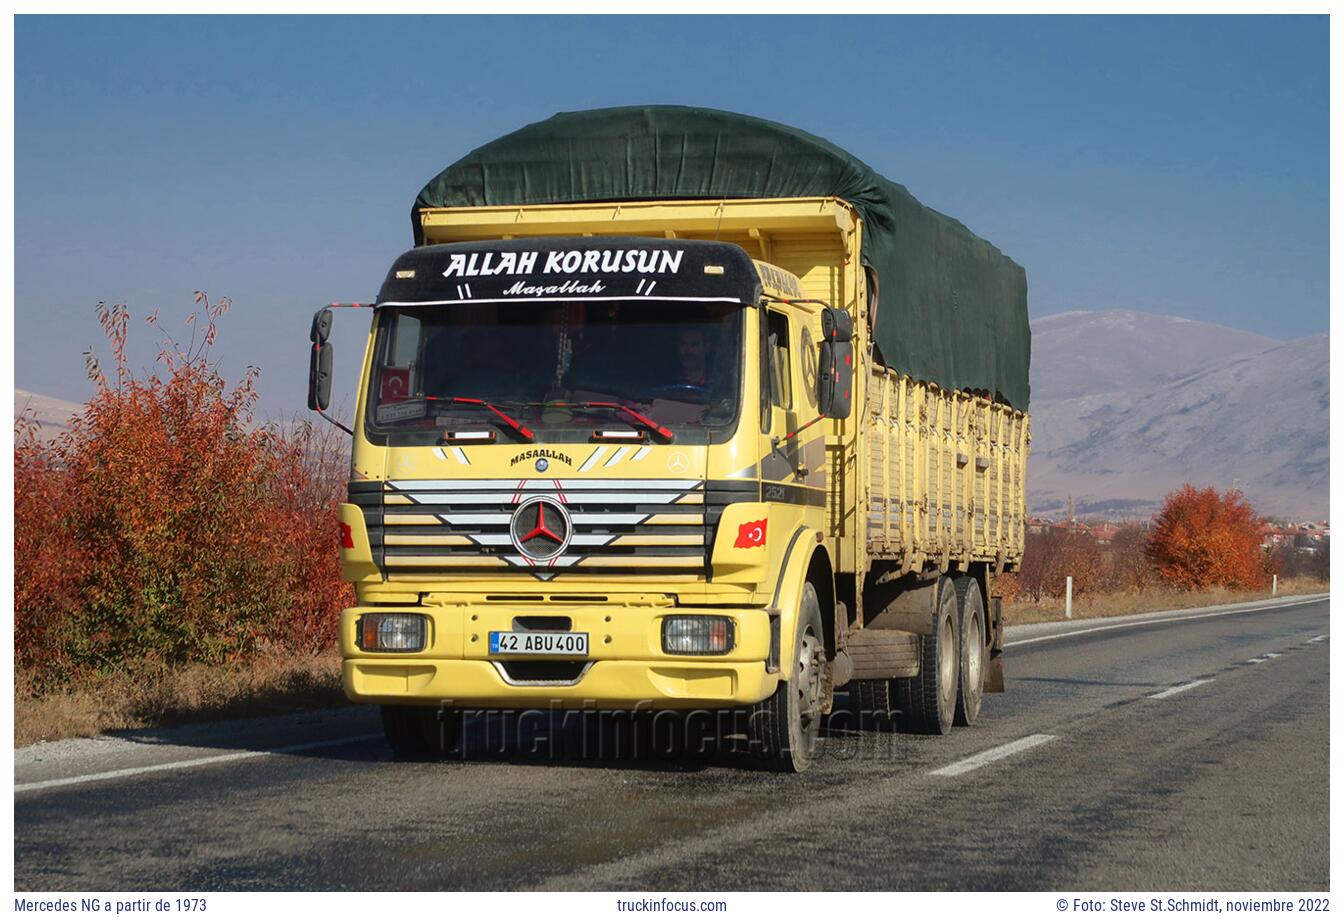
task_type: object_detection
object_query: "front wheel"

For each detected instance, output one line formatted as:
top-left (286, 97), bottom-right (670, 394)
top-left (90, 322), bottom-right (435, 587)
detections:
top-left (749, 583), bottom-right (827, 772)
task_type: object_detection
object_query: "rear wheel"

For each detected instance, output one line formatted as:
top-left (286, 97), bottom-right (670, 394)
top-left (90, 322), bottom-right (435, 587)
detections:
top-left (851, 678), bottom-right (899, 731)
top-left (954, 575), bottom-right (986, 727)
top-left (902, 576), bottom-right (959, 735)
top-left (381, 704), bottom-right (462, 759)
top-left (749, 583), bottom-right (827, 772)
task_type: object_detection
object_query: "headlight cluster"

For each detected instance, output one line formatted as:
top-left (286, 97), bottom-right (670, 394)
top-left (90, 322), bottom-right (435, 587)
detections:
top-left (662, 615), bottom-right (735, 655)
top-left (358, 613), bottom-right (427, 652)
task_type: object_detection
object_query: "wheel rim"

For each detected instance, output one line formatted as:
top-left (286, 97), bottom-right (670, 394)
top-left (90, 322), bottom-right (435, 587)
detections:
top-left (967, 613), bottom-right (984, 698)
top-left (795, 627), bottom-right (823, 732)
top-left (938, 612), bottom-right (957, 711)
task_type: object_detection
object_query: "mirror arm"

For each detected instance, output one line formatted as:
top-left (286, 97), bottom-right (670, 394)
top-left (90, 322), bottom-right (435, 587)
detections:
top-left (314, 407), bottom-right (353, 437)
top-left (772, 412), bottom-right (826, 451)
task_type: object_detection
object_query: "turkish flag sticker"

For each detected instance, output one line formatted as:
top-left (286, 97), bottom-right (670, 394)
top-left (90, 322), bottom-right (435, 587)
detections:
top-left (734, 519), bottom-right (768, 549)
top-left (380, 367), bottom-right (410, 403)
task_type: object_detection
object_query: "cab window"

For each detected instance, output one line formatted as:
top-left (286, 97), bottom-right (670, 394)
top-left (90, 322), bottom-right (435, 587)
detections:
top-left (767, 310), bottom-right (792, 410)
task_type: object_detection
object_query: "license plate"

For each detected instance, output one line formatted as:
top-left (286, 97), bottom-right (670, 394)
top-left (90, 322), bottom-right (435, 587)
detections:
top-left (489, 631), bottom-right (589, 657)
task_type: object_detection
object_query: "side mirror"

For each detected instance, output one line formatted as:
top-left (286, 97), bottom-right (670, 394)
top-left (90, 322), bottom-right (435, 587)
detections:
top-left (818, 308), bottom-right (854, 419)
top-left (308, 341), bottom-right (333, 411)
top-left (310, 307), bottom-right (333, 345)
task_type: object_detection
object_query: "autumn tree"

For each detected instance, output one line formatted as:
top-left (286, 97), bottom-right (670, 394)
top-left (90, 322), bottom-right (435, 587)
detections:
top-left (1146, 485), bottom-right (1268, 591)
top-left (15, 297), bottom-right (352, 688)
top-left (1102, 524), bottom-right (1154, 593)
top-left (1017, 528), bottom-right (1104, 601)
top-left (1270, 535), bottom-right (1330, 583)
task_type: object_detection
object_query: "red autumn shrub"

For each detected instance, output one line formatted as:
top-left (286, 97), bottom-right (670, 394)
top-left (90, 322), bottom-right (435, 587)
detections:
top-left (1101, 523), bottom-right (1155, 593)
top-left (994, 571), bottom-right (1021, 604)
top-left (1146, 485), bottom-right (1268, 591)
top-left (15, 297), bottom-right (352, 688)
top-left (1016, 528), bottom-right (1104, 601)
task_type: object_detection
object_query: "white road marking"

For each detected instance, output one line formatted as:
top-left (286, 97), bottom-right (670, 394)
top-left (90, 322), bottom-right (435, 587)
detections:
top-left (1265, 652), bottom-right (1282, 658)
top-left (1247, 657), bottom-right (1269, 664)
top-left (1309, 635), bottom-right (1328, 643)
top-left (1005, 597), bottom-right (1324, 649)
top-left (14, 733), bottom-right (384, 795)
top-left (1149, 678), bottom-right (1214, 700)
top-left (929, 734), bottom-right (1056, 777)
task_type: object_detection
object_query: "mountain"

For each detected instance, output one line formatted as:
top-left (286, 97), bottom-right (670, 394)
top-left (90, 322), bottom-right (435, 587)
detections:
top-left (14, 389), bottom-right (84, 442)
top-left (1028, 311), bottom-right (1327, 520)
top-left (1030, 310), bottom-right (1277, 402)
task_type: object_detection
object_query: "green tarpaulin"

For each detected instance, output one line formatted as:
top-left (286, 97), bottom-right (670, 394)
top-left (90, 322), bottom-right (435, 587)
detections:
top-left (413, 106), bottom-right (1030, 409)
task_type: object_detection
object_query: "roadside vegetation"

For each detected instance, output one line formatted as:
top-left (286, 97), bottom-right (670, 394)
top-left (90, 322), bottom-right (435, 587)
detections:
top-left (15, 299), bottom-right (352, 746)
top-left (14, 652), bottom-right (344, 747)
top-left (1002, 577), bottom-right (1326, 626)
top-left (1001, 485), bottom-right (1328, 625)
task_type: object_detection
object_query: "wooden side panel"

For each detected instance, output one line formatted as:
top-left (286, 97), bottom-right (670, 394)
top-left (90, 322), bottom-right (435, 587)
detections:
top-left (863, 366), bottom-right (1029, 572)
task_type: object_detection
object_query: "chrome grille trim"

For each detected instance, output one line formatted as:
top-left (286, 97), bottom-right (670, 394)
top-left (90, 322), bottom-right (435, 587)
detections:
top-left (368, 478), bottom-right (710, 579)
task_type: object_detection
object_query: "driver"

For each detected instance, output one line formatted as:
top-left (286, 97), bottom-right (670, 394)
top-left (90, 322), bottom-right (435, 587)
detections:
top-left (676, 327), bottom-right (711, 388)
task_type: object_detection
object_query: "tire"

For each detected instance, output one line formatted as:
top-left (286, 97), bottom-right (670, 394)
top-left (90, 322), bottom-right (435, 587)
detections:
top-left (902, 576), bottom-right (959, 735)
top-left (749, 583), bottom-right (827, 772)
top-left (851, 678), bottom-right (898, 731)
top-left (954, 575), bottom-right (987, 727)
top-left (381, 704), bottom-right (462, 759)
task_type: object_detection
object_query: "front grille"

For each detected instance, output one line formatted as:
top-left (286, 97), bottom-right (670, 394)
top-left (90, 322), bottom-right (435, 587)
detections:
top-left (353, 478), bottom-right (714, 580)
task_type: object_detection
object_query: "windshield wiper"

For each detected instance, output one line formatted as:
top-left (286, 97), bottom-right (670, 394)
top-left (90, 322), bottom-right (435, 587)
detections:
top-left (541, 401), bottom-right (675, 444)
top-left (427, 396), bottom-right (535, 442)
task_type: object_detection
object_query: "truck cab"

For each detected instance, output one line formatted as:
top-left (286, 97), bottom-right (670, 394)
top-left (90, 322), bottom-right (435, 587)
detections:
top-left (320, 229), bottom-right (854, 771)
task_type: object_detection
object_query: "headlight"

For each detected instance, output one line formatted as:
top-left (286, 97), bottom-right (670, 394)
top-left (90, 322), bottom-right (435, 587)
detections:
top-left (662, 615), bottom-right (735, 655)
top-left (357, 613), bottom-right (428, 652)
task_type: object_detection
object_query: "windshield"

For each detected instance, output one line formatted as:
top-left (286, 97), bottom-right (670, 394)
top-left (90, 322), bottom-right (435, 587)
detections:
top-left (363, 299), bottom-right (744, 445)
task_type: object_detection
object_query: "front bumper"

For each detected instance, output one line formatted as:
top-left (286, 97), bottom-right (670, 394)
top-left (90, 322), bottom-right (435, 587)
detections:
top-left (340, 603), bottom-right (777, 710)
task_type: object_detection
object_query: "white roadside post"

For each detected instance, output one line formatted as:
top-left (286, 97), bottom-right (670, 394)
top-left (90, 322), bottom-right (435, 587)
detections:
top-left (1272, 574), bottom-right (1278, 596)
top-left (1065, 576), bottom-right (1073, 619)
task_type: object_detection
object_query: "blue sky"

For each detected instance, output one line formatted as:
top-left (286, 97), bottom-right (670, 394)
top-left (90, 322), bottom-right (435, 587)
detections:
top-left (14, 15), bottom-right (1329, 417)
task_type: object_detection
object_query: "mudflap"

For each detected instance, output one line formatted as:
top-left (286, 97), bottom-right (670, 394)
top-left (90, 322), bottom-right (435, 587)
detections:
top-left (821, 600), bottom-right (851, 715)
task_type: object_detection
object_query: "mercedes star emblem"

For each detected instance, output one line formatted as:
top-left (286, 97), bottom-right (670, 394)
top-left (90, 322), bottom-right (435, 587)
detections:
top-left (509, 497), bottom-right (572, 561)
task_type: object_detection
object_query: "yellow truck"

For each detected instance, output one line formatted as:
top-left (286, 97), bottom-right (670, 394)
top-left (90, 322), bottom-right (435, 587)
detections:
top-left (309, 107), bottom-right (1030, 771)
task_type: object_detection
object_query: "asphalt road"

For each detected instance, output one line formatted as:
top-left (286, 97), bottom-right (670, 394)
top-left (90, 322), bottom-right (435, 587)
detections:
top-left (14, 595), bottom-right (1330, 891)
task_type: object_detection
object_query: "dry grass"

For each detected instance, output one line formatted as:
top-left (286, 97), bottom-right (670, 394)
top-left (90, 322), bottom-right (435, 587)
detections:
top-left (1003, 577), bottom-right (1329, 626)
top-left (15, 651), bottom-right (346, 748)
